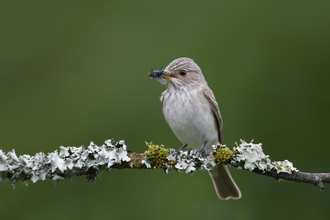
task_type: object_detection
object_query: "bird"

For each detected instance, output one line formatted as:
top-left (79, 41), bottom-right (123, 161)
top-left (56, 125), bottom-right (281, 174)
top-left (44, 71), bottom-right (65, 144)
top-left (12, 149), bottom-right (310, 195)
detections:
top-left (148, 57), bottom-right (241, 200)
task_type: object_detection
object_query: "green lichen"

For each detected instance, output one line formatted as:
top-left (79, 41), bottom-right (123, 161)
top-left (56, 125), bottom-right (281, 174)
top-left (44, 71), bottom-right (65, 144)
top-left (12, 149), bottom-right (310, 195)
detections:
top-left (144, 142), bottom-right (170, 168)
top-left (168, 159), bottom-right (176, 165)
top-left (213, 146), bottom-right (234, 165)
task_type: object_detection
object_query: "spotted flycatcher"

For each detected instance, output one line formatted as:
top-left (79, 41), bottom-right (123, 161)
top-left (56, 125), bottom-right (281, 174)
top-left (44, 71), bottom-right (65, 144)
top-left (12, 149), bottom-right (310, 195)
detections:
top-left (149, 57), bottom-right (241, 199)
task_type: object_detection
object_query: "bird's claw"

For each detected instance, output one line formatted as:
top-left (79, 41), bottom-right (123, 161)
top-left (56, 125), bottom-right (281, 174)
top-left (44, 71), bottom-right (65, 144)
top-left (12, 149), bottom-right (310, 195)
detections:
top-left (198, 142), bottom-right (208, 157)
top-left (175, 150), bottom-right (181, 161)
top-left (175, 144), bottom-right (188, 161)
top-left (198, 149), bottom-right (207, 157)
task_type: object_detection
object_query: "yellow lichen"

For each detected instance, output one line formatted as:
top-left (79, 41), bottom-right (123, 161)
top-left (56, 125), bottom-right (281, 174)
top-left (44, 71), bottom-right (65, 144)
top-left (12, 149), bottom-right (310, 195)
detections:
top-left (213, 146), bottom-right (234, 165)
top-left (144, 142), bottom-right (170, 169)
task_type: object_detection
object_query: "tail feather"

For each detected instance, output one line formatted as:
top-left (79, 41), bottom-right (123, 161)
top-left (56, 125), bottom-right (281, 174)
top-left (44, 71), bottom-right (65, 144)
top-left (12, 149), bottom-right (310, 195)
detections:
top-left (208, 165), bottom-right (241, 200)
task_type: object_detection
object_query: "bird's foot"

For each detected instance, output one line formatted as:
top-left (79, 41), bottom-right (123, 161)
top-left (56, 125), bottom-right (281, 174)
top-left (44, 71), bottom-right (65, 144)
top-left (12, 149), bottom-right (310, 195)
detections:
top-left (198, 149), bottom-right (207, 157)
top-left (198, 142), bottom-right (208, 157)
top-left (175, 144), bottom-right (188, 161)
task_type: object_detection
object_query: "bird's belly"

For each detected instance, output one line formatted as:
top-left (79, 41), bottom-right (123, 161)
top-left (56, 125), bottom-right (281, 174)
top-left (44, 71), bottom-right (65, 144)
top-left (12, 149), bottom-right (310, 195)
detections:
top-left (163, 92), bottom-right (218, 150)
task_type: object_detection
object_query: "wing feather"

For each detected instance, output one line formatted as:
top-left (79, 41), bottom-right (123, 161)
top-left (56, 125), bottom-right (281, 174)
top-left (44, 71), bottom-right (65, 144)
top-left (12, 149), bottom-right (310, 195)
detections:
top-left (203, 88), bottom-right (224, 145)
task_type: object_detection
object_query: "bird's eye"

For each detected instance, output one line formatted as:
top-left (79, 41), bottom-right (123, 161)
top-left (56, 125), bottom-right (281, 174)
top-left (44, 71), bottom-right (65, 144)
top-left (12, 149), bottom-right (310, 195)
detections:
top-left (180, 70), bottom-right (187, 76)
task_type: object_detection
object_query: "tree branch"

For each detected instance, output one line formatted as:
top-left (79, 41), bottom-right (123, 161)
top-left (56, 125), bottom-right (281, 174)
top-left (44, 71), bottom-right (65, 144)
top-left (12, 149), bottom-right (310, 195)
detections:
top-left (252, 169), bottom-right (330, 190)
top-left (0, 139), bottom-right (329, 191)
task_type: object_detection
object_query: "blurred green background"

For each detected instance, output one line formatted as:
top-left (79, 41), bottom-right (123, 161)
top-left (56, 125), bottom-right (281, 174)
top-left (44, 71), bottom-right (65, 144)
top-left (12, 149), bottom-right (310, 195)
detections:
top-left (1, 1), bottom-right (330, 219)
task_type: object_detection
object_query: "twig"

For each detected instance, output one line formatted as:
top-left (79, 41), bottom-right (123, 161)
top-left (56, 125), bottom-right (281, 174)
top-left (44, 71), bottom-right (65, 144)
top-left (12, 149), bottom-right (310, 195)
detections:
top-left (252, 169), bottom-right (330, 190)
top-left (0, 139), bottom-right (328, 191)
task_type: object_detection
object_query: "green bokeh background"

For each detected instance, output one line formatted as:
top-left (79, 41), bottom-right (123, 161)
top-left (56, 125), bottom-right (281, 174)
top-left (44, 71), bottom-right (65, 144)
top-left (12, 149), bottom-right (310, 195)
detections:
top-left (1, 1), bottom-right (329, 219)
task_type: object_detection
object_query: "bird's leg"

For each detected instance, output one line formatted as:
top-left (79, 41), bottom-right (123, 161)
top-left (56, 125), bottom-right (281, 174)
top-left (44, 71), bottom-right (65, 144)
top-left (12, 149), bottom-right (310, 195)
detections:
top-left (176, 144), bottom-right (188, 161)
top-left (198, 142), bottom-right (208, 157)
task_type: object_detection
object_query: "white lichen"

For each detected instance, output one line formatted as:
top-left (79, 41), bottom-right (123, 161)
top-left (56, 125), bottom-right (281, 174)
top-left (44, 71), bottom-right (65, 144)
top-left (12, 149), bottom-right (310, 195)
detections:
top-left (164, 146), bottom-right (217, 174)
top-left (0, 139), bottom-right (131, 188)
top-left (232, 141), bottom-right (298, 174)
top-left (141, 159), bottom-right (151, 168)
top-left (0, 139), bottom-right (299, 188)
top-left (273, 160), bottom-right (299, 174)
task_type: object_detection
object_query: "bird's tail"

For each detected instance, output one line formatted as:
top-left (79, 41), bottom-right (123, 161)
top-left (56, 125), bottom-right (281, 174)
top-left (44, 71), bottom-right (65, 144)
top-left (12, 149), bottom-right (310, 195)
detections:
top-left (208, 165), bottom-right (241, 200)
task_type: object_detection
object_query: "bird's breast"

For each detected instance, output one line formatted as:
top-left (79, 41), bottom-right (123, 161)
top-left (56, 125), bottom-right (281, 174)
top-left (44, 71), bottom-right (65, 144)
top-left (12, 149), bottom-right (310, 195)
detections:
top-left (161, 87), bottom-right (218, 149)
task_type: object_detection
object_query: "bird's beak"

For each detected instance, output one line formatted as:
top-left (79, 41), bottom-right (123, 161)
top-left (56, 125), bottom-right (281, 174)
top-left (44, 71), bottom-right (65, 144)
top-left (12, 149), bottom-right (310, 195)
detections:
top-left (149, 70), bottom-right (177, 85)
top-left (149, 70), bottom-right (176, 79)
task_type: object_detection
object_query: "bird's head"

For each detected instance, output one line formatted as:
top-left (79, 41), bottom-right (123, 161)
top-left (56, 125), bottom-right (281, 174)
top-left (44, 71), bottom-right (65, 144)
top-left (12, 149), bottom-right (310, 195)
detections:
top-left (149, 57), bottom-right (206, 87)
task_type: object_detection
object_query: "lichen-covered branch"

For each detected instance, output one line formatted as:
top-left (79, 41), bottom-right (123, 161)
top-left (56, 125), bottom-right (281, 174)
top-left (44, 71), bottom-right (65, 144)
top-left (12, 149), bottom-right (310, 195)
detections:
top-left (0, 139), bottom-right (329, 191)
top-left (251, 169), bottom-right (330, 190)
top-left (230, 141), bottom-right (330, 190)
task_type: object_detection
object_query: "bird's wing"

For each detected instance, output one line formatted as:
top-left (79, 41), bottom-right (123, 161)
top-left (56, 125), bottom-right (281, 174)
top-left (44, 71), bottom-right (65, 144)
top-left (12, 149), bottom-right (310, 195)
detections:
top-left (203, 88), bottom-right (224, 145)
top-left (161, 92), bottom-right (165, 115)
